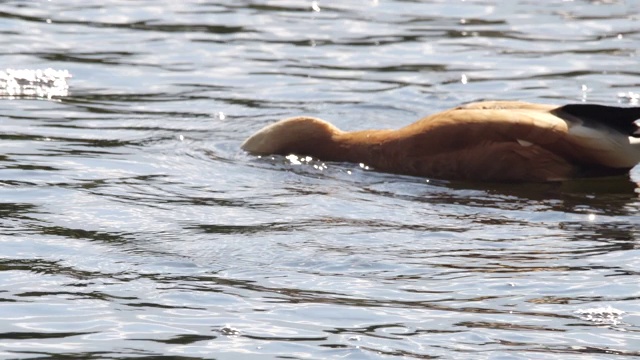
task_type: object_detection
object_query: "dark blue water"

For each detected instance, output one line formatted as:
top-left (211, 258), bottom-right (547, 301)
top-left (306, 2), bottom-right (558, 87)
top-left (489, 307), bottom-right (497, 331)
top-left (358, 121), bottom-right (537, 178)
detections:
top-left (1, 1), bottom-right (639, 358)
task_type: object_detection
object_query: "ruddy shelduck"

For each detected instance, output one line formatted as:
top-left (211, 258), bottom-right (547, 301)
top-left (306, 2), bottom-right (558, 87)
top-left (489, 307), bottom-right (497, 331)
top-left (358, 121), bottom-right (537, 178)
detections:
top-left (242, 101), bottom-right (640, 182)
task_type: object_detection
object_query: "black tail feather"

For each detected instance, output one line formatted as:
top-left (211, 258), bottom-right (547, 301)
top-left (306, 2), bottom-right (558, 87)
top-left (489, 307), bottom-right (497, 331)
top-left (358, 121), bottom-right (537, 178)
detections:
top-left (555, 104), bottom-right (640, 137)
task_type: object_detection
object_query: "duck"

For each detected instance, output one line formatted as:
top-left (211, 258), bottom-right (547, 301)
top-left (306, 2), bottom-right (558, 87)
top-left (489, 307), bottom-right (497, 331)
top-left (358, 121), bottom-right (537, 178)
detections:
top-left (241, 101), bottom-right (640, 182)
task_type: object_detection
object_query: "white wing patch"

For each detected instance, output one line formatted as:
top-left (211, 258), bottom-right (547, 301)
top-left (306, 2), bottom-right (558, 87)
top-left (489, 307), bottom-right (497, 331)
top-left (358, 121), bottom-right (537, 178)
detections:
top-left (517, 139), bottom-right (533, 147)
top-left (569, 122), bottom-right (640, 167)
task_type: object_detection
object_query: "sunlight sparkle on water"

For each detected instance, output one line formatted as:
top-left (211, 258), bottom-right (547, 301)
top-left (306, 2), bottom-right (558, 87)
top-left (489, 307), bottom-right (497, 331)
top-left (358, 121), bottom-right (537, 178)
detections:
top-left (574, 306), bottom-right (625, 325)
top-left (0, 68), bottom-right (71, 99)
top-left (618, 91), bottom-right (640, 104)
top-left (285, 155), bottom-right (318, 167)
top-left (286, 154), bottom-right (301, 165)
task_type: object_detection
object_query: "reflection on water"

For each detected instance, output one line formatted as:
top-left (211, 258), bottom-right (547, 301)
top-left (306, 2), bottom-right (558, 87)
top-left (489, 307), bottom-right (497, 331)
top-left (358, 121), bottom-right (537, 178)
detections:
top-left (1, 0), bottom-right (639, 359)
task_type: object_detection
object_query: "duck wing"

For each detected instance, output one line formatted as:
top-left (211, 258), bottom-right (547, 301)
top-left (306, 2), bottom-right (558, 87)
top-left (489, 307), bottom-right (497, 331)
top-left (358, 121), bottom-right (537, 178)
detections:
top-left (387, 101), bottom-right (640, 180)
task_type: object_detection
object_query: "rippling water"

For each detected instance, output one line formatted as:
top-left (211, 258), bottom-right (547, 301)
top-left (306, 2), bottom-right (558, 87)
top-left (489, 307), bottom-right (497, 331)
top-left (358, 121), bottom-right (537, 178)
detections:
top-left (1, 0), bottom-right (640, 358)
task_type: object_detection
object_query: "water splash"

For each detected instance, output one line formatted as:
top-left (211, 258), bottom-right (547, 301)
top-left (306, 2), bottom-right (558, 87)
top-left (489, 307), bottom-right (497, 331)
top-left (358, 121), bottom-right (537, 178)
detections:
top-left (0, 68), bottom-right (71, 100)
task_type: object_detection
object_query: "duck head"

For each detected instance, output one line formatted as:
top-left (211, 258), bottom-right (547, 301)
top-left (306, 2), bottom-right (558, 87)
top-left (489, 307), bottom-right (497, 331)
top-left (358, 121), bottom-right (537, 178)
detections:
top-left (241, 116), bottom-right (342, 156)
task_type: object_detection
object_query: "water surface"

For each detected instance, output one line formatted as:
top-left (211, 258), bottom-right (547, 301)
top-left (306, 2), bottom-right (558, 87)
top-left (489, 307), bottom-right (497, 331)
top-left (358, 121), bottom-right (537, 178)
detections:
top-left (1, 0), bottom-right (639, 359)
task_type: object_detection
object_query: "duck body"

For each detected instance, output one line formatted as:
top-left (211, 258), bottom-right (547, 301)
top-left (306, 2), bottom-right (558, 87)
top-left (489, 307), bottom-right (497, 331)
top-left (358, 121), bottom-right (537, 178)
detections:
top-left (242, 101), bottom-right (640, 182)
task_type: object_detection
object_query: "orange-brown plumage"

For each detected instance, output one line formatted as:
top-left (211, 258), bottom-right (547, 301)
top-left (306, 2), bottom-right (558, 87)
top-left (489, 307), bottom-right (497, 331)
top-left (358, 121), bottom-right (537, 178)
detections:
top-left (242, 101), bottom-right (640, 182)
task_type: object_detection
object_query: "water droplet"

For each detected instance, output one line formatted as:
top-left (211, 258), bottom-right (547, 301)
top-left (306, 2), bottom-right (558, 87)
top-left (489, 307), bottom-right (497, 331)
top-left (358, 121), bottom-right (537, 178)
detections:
top-left (311, 1), bottom-right (321, 12)
top-left (461, 74), bottom-right (468, 84)
top-left (46, 19), bottom-right (52, 24)
top-left (178, 134), bottom-right (184, 141)
top-left (587, 213), bottom-right (595, 221)
top-left (218, 111), bottom-right (225, 120)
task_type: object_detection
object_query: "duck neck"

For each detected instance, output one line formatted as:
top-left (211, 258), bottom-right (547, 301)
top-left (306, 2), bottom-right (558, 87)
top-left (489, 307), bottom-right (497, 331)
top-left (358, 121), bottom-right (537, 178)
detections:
top-left (323, 129), bottom-right (396, 169)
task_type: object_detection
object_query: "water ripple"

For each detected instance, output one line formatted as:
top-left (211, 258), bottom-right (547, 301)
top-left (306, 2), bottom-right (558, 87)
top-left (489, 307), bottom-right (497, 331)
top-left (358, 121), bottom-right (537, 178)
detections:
top-left (1, 0), bottom-right (640, 359)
